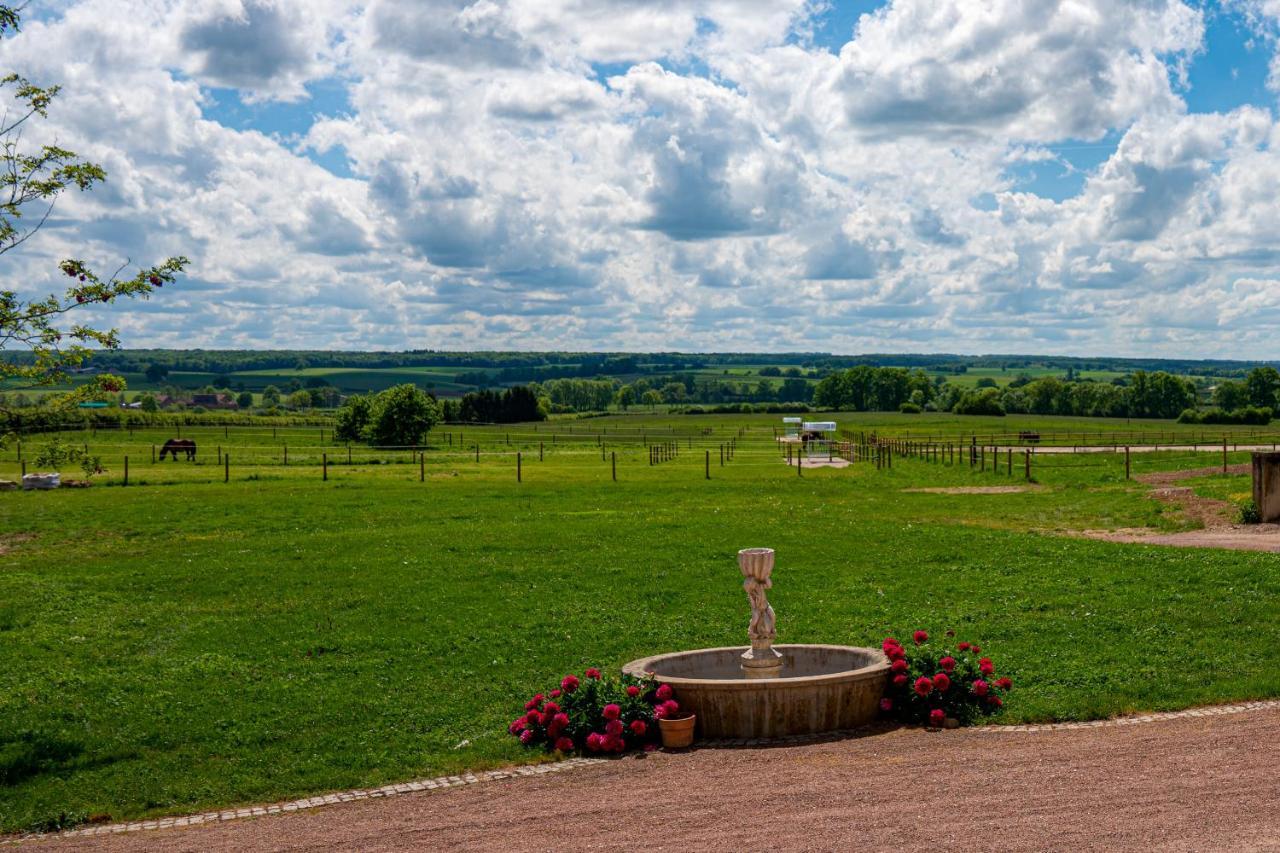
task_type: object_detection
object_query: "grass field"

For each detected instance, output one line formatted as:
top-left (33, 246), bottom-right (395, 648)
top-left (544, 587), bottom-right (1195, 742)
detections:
top-left (2, 412), bottom-right (1279, 833)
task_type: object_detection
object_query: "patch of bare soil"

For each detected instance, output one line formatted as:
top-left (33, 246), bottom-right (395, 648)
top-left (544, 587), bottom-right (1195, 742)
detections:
top-left (784, 457), bottom-right (850, 469)
top-left (42, 707), bottom-right (1280, 852)
top-left (0, 532), bottom-right (36, 556)
top-left (902, 485), bottom-right (1041, 495)
top-left (1077, 463), bottom-right (1280, 551)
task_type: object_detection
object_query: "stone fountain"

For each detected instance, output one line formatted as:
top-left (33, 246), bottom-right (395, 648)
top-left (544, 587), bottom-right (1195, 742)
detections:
top-left (623, 548), bottom-right (889, 739)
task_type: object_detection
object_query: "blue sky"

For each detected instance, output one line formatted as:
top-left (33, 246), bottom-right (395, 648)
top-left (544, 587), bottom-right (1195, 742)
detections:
top-left (7, 0), bottom-right (1280, 357)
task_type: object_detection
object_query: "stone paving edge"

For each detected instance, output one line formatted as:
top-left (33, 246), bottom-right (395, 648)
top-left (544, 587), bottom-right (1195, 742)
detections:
top-left (5, 699), bottom-right (1277, 846)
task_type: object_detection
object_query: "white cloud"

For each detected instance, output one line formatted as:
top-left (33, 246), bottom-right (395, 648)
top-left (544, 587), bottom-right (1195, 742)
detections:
top-left (9, 0), bottom-right (1280, 357)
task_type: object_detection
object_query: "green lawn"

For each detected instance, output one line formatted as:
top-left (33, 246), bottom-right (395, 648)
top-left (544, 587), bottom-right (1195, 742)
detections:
top-left (2, 414), bottom-right (1279, 832)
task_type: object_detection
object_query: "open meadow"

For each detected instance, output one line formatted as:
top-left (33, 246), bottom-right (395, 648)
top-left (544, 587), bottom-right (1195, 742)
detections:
top-left (2, 411), bottom-right (1279, 833)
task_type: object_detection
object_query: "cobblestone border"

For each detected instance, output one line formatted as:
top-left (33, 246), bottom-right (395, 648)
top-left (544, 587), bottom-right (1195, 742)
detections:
top-left (1, 757), bottom-right (607, 846)
top-left (6, 699), bottom-right (1278, 846)
top-left (693, 699), bottom-right (1280, 748)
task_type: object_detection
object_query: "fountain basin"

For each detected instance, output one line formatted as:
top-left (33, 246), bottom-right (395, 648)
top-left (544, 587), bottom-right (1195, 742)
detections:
top-left (623, 644), bottom-right (889, 739)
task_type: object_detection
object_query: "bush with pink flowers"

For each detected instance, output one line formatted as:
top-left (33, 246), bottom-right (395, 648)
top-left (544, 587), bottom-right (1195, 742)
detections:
top-left (878, 631), bottom-right (1012, 727)
top-left (508, 668), bottom-right (678, 754)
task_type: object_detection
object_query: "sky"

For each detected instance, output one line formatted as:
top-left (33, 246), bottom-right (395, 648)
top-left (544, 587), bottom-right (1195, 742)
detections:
top-left (5, 0), bottom-right (1280, 357)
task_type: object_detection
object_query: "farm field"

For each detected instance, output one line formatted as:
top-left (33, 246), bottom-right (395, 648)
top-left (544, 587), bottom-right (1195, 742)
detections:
top-left (2, 412), bottom-right (1279, 833)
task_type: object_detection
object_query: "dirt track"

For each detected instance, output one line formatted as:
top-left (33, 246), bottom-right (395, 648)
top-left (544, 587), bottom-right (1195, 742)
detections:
top-left (30, 706), bottom-right (1280, 852)
top-left (1081, 465), bottom-right (1280, 551)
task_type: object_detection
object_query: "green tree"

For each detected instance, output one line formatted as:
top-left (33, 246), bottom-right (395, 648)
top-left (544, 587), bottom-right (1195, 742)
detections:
top-left (138, 392), bottom-right (158, 412)
top-left (1244, 367), bottom-right (1280, 410)
top-left (1213, 380), bottom-right (1249, 411)
top-left (287, 389), bottom-right (312, 410)
top-left (144, 362), bottom-right (169, 383)
top-left (334, 393), bottom-right (373, 442)
top-left (0, 6), bottom-right (186, 420)
top-left (262, 385), bottom-right (281, 406)
top-left (615, 384), bottom-right (636, 411)
top-left (641, 389), bottom-right (663, 410)
top-left (366, 384), bottom-right (439, 447)
top-left (235, 390), bottom-right (253, 409)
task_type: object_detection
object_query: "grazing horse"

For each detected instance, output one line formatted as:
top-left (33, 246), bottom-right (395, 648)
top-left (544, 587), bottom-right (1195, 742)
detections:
top-left (159, 438), bottom-right (197, 461)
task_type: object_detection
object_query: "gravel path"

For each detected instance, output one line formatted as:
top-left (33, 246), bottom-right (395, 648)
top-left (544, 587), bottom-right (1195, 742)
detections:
top-left (28, 705), bottom-right (1280, 852)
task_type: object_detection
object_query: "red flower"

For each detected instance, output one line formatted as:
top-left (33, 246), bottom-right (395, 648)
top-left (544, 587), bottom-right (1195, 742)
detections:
top-left (913, 676), bottom-right (934, 696)
top-left (543, 702), bottom-right (560, 716)
top-left (655, 684), bottom-right (673, 701)
top-left (882, 637), bottom-right (900, 652)
top-left (995, 677), bottom-right (1013, 690)
top-left (525, 710), bottom-right (541, 725)
top-left (549, 689), bottom-right (561, 699)
top-left (957, 642), bottom-right (971, 651)
top-left (979, 661), bottom-right (994, 676)
top-left (553, 712), bottom-right (569, 728)
top-left (602, 703), bottom-right (621, 720)
top-left (509, 718), bottom-right (526, 735)
top-left (971, 645), bottom-right (981, 654)
top-left (585, 668), bottom-right (602, 680)
top-left (932, 672), bottom-right (951, 692)
top-left (972, 679), bottom-right (989, 697)
top-left (892, 674), bottom-right (908, 687)
top-left (661, 700), bottom-right (680, 717)
top-left (519, 729), bottom-right (535, 745)
top-left (585, 732), bottom-right (604, 751)
top-left (554, 736), bottom-right (574, 752)
top-left (654, 704), bottom-right (670, 719)
top-left (913, 630), bottom-right (929, 645)
top-left (602, 735), bottom-right (624, 753)
top-left (990, 696), bottom-right (1004, 708)
top-left (929, 709), bottom-right (945, 728)
top-left (605, 719), bottom-right (624, 737)
top-left (879, 698), bottom-right (893, 712)
top-left (524, 694), bottom-right (544, 711)
top-left (939, 656), bottom-right (956, 672)
top-left (561, 675), bottom-right (580, 693)
top-left (887, 646), bottom-right (906, 662)
top-left (626, 685), bottom-right (640, 697)
top-left (629, 720), bottom-right (647, 736)
top-left (890, 659), bottom-right (908, 674)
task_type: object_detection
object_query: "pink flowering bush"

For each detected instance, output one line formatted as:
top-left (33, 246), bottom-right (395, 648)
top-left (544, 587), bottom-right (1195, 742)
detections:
top-left (508, 668), bottom-right (676, 755)
top-left (878, 632), bottom-right (1012, 727)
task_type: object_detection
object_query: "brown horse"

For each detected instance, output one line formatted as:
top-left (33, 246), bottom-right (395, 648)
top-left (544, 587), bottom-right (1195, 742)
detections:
top-left (159, 438), bottom-right (197, 461)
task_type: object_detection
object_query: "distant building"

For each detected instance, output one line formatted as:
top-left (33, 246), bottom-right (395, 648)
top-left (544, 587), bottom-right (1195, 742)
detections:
top-left (191, 393), bottom-right (239, 409)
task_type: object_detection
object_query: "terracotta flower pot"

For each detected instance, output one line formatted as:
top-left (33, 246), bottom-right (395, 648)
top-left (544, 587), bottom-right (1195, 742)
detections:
top-left (658, 714), bottom-right (696, 749)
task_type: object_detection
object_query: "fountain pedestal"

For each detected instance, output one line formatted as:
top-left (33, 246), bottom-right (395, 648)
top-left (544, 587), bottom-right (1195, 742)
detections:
top-left (738, 548), bottom-right (783, 677)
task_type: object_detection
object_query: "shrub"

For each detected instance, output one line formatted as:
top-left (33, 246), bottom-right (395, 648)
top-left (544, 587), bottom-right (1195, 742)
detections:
top-left (898, 402), bottom-right (922, 414)
top-left (1178, 407), bottom-right (1272, 425)
top-left (1238, 499), bottom-right (1262, 525)
top-left (879, 631), bottom-right (1012, 727)
top-left (952, 388), bottom-right (1005, 416)
top-left (508, 669), bottom-right (675, 755)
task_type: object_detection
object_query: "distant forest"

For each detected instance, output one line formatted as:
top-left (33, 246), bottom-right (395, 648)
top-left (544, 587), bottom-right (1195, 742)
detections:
top-left (7, 348), bottom-right (1273, 379)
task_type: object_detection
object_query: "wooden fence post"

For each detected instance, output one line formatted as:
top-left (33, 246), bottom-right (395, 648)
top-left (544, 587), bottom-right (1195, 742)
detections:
top-left (420, 453), bottom-right (425, 482)
top-left (1024, 449), bottom-right (1030, 481)
top-left (706, 450), bottom-right (710, 479)
top-left (611, 451), bottom-right (616, 482)
top-left (540, 442), bottom-right (544, 462)
top-left (1223, 437), bottom-right (1228, 473)
top-left (517, 452), bottom-right (522, 483)
top-left (152, 444), bottom-right (156, 464)
top-left (225, 454), bottom-right (230, 483)
top-left (123, 456), bottom-right (128, 486)
top-left (323, 453), bottom-right (328, 481)
top-left (1125, 446), bottom-right (1130, 480)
